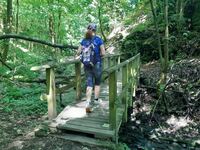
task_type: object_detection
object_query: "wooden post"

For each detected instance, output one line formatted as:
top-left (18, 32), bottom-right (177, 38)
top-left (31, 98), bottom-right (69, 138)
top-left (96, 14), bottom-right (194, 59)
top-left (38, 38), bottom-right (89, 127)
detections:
top-left (109, 71), bottom-right (117, 130)
top-left (117, 56), bottom-right (121, 71)
top-left (102, 57), bottom-right (105, 70)
top-left (122, 65), bottom-right (128, 122)
top-left (137, 55), bottom-right (140, 86)
top-left (117, 56), bottom-right (120, 65)
top-left (46, 68), bottom-right (57, 120)
top-left (108, 57), bottom-right (111, 68)
top-left (113, 57), bottom-right (116, 66)
top-left (132, 61), bottom-right (137, 99)
top-left (128, 62), bottom-right (133, 107)
top-left (75, 62), bottom-right (82, 101)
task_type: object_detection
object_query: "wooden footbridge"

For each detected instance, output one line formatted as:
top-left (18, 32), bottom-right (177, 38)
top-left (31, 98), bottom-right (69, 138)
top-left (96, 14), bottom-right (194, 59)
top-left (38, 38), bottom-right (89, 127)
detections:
top-left (31, 53), bottom-right (140, 145)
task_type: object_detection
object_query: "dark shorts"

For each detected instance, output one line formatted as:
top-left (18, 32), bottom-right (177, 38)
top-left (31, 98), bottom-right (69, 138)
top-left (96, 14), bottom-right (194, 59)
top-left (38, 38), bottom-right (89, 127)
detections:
top-left (84, 62), bottom-right (102, 87)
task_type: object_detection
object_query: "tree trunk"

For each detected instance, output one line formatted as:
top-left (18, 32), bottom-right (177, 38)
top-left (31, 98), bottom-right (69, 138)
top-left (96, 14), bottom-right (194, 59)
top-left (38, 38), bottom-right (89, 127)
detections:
top-left (178, 0), bottom-right (184, 32)
top-left (164, 0), bottom-right (169, 75)
top-left (98, 0), bottom-right (107, 42)
top-left (47, 0), bottom-right (55, 44)
top-left (176, 0), bottom-right (184, 33)
top-left (49, 14), bottom-right (55, 44)
top-left (149, 0), bottom-right (163, 68)
top-left (2, 0), bottom-right (12, 62)
top-left (57, 3), bottom-right (62, 43)
top-left (16, 0), bottom-right (19, 33)
top-left (158, 0), bottom-right (169, 85)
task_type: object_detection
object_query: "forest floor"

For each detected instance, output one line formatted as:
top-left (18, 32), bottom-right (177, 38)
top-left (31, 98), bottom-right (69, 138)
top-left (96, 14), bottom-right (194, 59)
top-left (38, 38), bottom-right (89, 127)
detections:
top-left (120, 57), bottom-right (200, 150)
top-left (0, 58), bottom-right (199, 150)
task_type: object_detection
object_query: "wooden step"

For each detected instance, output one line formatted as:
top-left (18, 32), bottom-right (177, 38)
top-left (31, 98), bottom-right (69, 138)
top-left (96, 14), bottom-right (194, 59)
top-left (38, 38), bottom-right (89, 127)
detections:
top-left (57, 123), bottom-right (115, 138)
top-left (53, 134), bottom-right (116, 149)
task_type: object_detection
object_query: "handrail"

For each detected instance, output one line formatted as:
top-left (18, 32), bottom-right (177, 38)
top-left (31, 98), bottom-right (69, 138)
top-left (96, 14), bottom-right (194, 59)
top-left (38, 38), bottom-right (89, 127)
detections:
top-left (103, 53), bottom-right (140, 75)
top-left (30, 53), bottom-right (123, 71)
top-left (106, 53), bottom-right (140, 137)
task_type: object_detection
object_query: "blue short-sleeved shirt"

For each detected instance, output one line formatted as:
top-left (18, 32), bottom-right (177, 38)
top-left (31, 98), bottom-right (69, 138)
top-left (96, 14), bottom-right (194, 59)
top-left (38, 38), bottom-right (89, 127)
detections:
top-left (80, 35), bottom-right (104, 63)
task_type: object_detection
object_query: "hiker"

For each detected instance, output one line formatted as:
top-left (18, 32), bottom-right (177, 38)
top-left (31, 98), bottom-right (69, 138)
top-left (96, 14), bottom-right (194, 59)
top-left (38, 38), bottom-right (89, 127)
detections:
top-left (76, 23), bottom-right (105, 113)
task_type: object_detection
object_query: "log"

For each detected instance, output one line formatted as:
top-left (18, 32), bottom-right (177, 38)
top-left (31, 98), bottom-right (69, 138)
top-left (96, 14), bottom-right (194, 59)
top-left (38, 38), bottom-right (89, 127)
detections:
top-left (0, 34), bottom-right (78, 50)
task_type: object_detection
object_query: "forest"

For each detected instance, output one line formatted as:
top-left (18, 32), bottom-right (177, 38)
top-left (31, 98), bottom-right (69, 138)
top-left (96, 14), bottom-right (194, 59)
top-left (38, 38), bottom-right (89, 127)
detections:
top-left (0, 0), bottom-right (200, 149)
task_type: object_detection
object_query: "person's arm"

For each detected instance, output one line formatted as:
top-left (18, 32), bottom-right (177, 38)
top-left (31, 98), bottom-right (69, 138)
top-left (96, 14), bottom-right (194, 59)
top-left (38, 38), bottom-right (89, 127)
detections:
top-left (100, 44), bottom-right (105, 57)
top-left (77, 45), bottom-right (82, 55)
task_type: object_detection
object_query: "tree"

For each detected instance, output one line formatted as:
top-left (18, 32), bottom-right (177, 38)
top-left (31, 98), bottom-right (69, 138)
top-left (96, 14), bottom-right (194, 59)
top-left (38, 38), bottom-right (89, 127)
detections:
top-left (98, 0), bottom-right (107, 42)
top-left (149, 0), bottom-right (163, 68)
top-left (16, 0), bottom-right (19, 33)
top-left (2, 0), bottom-right (12, 62)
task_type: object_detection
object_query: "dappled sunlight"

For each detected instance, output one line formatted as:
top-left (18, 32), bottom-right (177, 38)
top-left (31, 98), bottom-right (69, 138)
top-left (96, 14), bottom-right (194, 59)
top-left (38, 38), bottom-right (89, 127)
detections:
top-left (107, 14), bottom-right (147, 41)
top-left (166, 115), bottom-right (192, 131)
top-left (59, 56), bottom-right (78, 63)
top-left (131, 14), bottom-right (147, 28)
top-left (12, 75), bottom-right (24, 79)
top-left (62, 107), bottom-right (87, 119)
top-left (106, 46), bottom-right (116, 54)
top-left (0, 22), bottom-right (3, 32)
top-left (13, 43), bottom-right (29, 52)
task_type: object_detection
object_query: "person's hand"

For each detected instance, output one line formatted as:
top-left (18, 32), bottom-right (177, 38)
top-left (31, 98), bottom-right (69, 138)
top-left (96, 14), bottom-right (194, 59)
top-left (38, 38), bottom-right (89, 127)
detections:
top-left (74, 54), bottom-right (80, 59)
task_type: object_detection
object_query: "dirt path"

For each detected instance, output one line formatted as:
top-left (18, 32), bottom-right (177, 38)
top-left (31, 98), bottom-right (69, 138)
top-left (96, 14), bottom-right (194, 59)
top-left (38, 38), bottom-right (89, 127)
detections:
top-left (0, 107), bottom-right (108, 150)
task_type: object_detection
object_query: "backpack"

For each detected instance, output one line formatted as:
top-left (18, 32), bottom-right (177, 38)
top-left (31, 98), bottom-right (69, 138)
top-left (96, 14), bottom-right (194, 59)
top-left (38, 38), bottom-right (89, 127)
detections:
top-left (80, 41), bottom-right (95, 67)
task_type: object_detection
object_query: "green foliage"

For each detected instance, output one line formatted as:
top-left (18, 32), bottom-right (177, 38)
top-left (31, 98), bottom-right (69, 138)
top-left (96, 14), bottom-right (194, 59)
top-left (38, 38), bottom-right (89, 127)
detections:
top-left (116, 143), bottom-right (131, 150)
top-left (121, 0), bottom-right (200, 63)
top-left (1, 97), bottom-right (47, 115)
top-left (121, 26), bottom-right (160, 62)
top-left (1, 83), bottom-right (47, 115)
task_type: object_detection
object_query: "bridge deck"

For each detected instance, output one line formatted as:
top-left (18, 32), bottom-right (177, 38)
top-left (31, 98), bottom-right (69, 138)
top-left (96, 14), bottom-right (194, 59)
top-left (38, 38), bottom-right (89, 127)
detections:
top-left (49, 78), bottom-right (124, 140)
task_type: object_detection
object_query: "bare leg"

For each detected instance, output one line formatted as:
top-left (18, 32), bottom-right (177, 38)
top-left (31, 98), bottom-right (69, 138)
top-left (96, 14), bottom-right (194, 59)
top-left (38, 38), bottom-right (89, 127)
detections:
top-left (86, 86), bottom-right (93, 113)
top-left (86, 86), bottom-right (93, 101)
top-left (94, 85), bottom-right (100, 99)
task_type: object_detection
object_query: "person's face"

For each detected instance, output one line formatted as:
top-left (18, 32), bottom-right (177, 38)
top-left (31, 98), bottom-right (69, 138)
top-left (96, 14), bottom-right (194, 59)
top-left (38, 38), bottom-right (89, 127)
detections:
top-left (85, 29), bottom-right (95, 39)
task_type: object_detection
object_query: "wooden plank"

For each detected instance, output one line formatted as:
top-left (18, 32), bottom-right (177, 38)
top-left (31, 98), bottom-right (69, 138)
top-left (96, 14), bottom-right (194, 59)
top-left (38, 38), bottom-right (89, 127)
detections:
top-left (46, 68), bottom-right (57, 120)
top-left (54, 134), bottom-right (116, 149)
top-left (31, 64), bottom-right (51, 71)
top-left (75, 62), bottom-right (82, 101)
top-left (109, 71), bottom-right (117, 130)
top-left (61, 114), bottom-right (108, 122)
top-left (65, 119), bottom-right (110, 130)
top-left (58, 124), bottom-right (115, 138)
top-left (67, 117), bottom-right (108, 125)
top-left (78, 117), bottom-right (109, 123)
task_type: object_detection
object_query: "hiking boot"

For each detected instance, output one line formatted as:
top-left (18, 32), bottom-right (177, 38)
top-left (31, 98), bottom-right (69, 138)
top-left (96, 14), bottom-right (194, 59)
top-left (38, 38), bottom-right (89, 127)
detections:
top-left (94, 98), bottom-right (102, 105)
top-left (85, 101), bottom-right (94, 113)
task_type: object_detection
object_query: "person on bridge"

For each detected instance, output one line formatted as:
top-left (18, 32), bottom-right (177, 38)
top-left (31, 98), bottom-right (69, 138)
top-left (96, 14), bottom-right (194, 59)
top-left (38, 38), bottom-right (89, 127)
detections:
top-left (76, 23), bottom-right (105, 113)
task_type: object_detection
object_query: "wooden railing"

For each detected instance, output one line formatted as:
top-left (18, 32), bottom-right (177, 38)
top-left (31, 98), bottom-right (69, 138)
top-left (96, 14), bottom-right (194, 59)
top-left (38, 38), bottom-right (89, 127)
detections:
top-left (103, 53), bottom-right (140, 140)
top-left (31, 53), bottom-right (122, 120)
